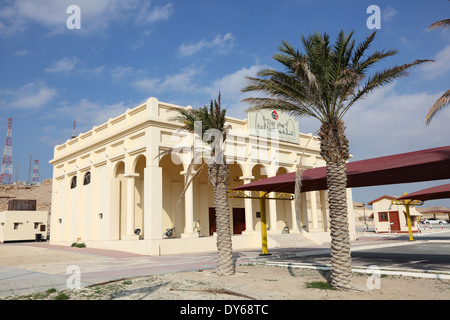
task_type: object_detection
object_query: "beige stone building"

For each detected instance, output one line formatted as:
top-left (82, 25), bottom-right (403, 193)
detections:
top-left (0, 210), bottom-right (47, 242)
top-left (49, 97), bottom-right (355, 255)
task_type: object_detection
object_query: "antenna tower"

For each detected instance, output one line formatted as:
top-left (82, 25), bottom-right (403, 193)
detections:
top-left (28, 154), bottom-right (32, 185)
top-left (32, 159), bottom-right (40, 184)
top-left (0, 118), bottom-right (13, 185)
top-left (71, 120), bottom-right (76, 139)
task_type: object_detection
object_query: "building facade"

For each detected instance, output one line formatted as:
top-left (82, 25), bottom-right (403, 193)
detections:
top-left (0, 210), bottom-right (48, 242)
top-left (49, 97), bottom-right (355, 255)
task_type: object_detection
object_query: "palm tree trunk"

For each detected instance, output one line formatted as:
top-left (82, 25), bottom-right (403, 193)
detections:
top-left (319, 120), bottom-right (352, 290)
top-left (326, 161), bottom-right (352, 289)
top-left (209, 162), bottom-right (235, 276)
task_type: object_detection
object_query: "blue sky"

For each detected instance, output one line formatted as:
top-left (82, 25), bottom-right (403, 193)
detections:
top-left (1, 0), bottom-right (449, 208)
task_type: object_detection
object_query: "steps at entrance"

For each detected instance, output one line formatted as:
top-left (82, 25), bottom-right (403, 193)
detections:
top-left (268, 233), bottom-right (315, 248)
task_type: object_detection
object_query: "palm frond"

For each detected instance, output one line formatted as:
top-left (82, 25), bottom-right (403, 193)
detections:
top-left (351, 31), bottom-right (377, 67)
top-left (159, 92), bottom-right (229, 208)
top-left (429, 19), bottom-right (450, 30)
top-left (426, 89), bottom-right (450, 125)
top-left (242, 30), bottom-right (432, 126)
top-left (343, 59), bottom-right (433, 117)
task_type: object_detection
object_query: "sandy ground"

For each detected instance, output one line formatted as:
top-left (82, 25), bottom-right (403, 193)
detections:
top-left (0, 183), bottom-right (52, 213)
top-left (0, 244), bottom-right (449, 300)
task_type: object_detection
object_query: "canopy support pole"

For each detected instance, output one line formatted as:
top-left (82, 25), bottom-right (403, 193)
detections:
top-left (404, 204), bottom-right (414, 242)
top-left (392, 195), bottom-right (423, 242)
top-left (259, 191), bottom-right (271, 256)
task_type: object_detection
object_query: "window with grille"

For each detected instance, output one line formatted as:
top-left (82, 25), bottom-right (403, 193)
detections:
top-left (378, 212), bottom-right (388, 222)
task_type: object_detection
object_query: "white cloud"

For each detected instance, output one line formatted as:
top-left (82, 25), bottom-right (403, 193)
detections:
top-left (420, 45), bottom-right (450, 80)
top-left (133, 66), bottom-right (202, 93)
top-left (45, 56), bottom-right (105, 76)
top-left (78, 65), bottom-right (106, 76)
top-left (14, 49), bottom-right (28, 56)
top-left (382, 6), bottom-right (397, 22)
top-left (131, 64), bottom-right (267, 118)
top-left (137, 2), bottom-right (174, 24)
top-left (205, 64), bottom-right (268, 118)
top-left (0, 2), bottom-right (27, 36)
top-left (0, 0), bottom-right (173, 36)
top-left (207, 65), bottom-right (264, 97)
top-left (342, 85), bottom-right (449, 159)
top-left (178, 33), bottom-right (235, 57)
top-left (1, 0), bottom-right (111, 35)
top-left (0, 81), bottom-right (57, 110)
top-left (45, 56), bottom-right (79, 74)
top-left (46, 99), bottom-right (127, 132)
top-left (110, 66), bottom-right (137, 82)
top-left (40, 98), bottom-right (130, 145)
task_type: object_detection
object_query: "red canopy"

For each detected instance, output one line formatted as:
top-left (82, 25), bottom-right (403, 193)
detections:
top-left (233, 145), bottom-right (450, 194)
top-left (396, 183), bottom-right (450, 202)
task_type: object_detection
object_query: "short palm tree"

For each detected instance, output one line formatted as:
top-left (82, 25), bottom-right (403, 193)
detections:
top-left (426, 18), bottom-right (450, 125)
top-left (242, 30), bottom-right (430, 290)
top-left (168, 93), bottom-right (235, 276)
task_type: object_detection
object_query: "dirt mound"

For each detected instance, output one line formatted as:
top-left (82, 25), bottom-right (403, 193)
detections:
top-left (0, 183), bottom-right (52, 233)
top-left (0, 183), bottom-right (52, 213)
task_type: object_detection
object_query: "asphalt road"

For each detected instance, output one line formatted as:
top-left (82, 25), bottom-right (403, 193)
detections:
top-left (356, 223), bottom-right (450, 233)
top-left (273, 231), bottom-right (450, 273)
top-left (351, 242), bottom-right (450, 272)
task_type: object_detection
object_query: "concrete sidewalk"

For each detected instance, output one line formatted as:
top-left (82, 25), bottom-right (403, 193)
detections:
top-left (1, 232), bottom-right (448, 298)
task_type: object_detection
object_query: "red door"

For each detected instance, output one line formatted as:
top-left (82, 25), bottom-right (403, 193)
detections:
top-left (209, 207), bottom-right (246, 235)
top-left (209, 208), bottom-right (216, 236)
top-left (232, 208), bottom-right (246, 235)
top-left (389, 211), bottom-right (400, 232)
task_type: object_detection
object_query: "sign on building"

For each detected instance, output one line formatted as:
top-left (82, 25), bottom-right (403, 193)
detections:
top-left (247, 109), bottom-right (299, 144)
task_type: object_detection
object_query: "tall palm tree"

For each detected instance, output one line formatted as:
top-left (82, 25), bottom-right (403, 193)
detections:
top-left (426, 18), bottom-right (450, 125)
top-left (242, 30), bottom-right (430, 290)
top-left (167, 93), bottom-right (235, 276)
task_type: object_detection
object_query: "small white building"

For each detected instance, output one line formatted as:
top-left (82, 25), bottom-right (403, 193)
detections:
top-left (368, 195), bottom-right (421, 234)
top-left (0, 210), bottom-right (48, 242)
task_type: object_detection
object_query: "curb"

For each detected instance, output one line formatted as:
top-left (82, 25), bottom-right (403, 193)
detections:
top-left (257, 261), bottom-right (450, 280)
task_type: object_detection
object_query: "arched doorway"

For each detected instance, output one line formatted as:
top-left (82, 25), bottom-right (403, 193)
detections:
top-left (276, 167), bottom-right (292, 231)
top-left (134, 155), bottom-right (146, 239)
top-left (229, 163), bottom-right (245, 235)
top-left (113, 161), bottom-right (126, 240)
top-left (207, 162), bottom-right (245, 236)
top-left (252, 164), bottom-right (268, 231)
top-left (159, 153), bottom-right (184, 238)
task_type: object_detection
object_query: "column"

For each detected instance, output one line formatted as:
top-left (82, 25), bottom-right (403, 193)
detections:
top-left (268, 194), bottom-right (279, 233)
top-left (320, 190), bottom-right (330, 231)
top-left (123, 173), bottom-right (139, 240)
top-left (309, 191), bottom-right (320, 232)
top-left (240, 176), bottom-right (255, 235)
top-left (144, 166), bottom-right (163, 241)
top-left (181, 172), bottom-right (198, 238)
top-left (290, 198), bottom-right (300, 233)
top-left (301, 192), bottom-right (308, 231)
top-left (346, 188), bottom-right (356, 240)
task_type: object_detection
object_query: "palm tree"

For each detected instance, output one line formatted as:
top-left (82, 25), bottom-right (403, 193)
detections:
top-left (242, 30), bottom-right (430, 290)
top-left (167, 93), bottom-right (235, 276)
top-left (426, 18), bottom-right (450, 125)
